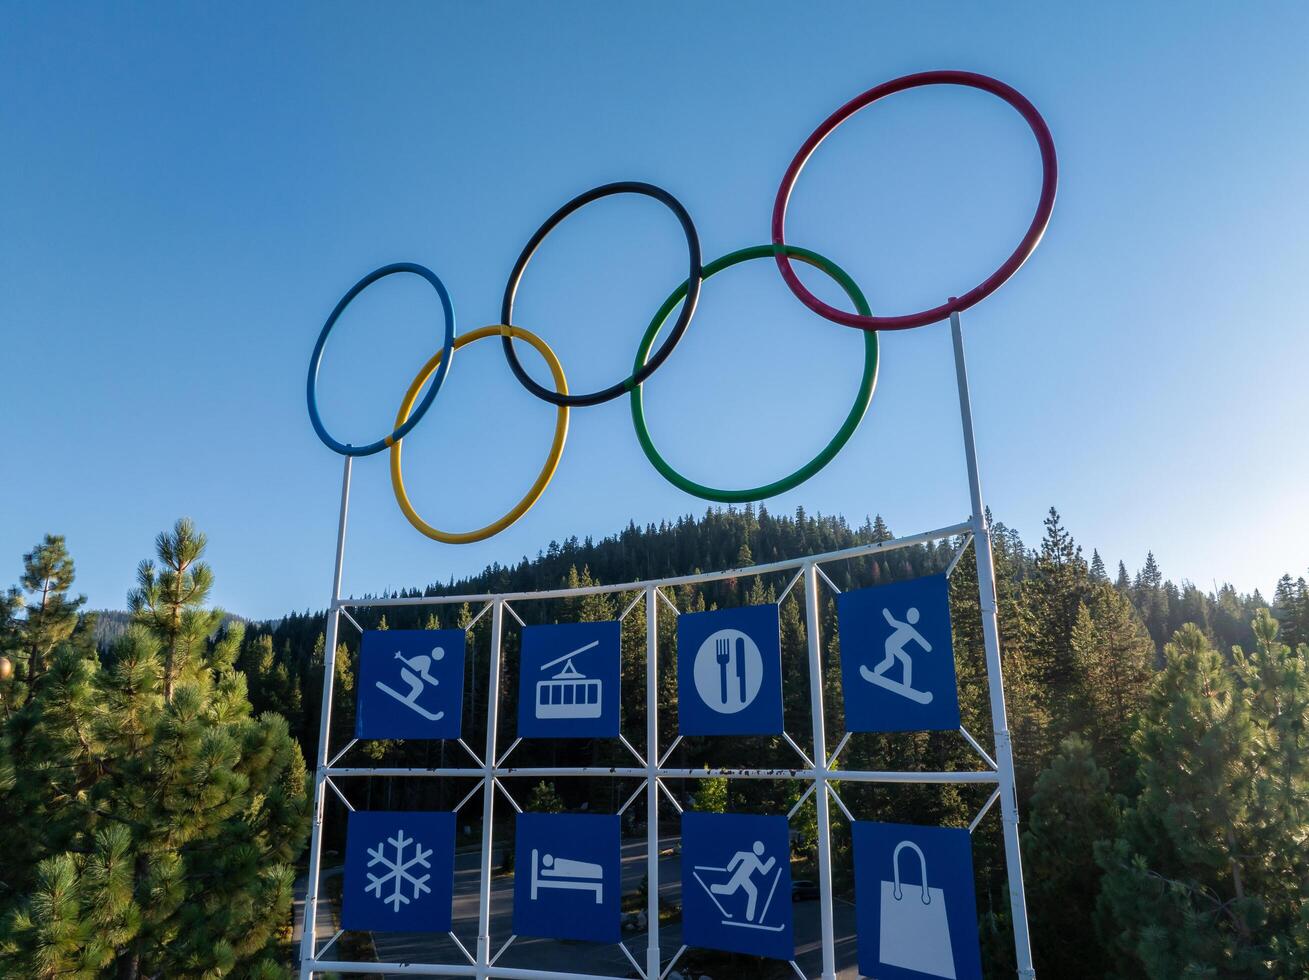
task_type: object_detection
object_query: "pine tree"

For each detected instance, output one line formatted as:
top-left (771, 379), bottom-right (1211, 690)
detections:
top-left (241, 633), bottom-right (306, 732)
top-left (127, 519), bottom-right (218, 702)
top-left (526, 780), bottom-right (565, 813)
top-left (1067, 600), bottom-right (1099, 729)
top-left (1174, 584), bottom-right (1211, 643)
top-left (0, 586), bottom-right (21, 650)
top-left (1132, 552), bottom-right (1171, 651)
top-left (1073, 584), bottom-right (1156, 781)
top-left (156, 500), bottom-right (1304, 977)
top-left (1297, 577), bottom-right (1309, 650)
top-left (1209, 582), bottom-right (1268, 653)
top-left (1090, 549), bottom-right (1107, 583)
top-left (1273, 574), bottom-right (1308, 649)
top-left (1023, 736), bottom-right (1119, 978)
top-left (0, 525), bottom-right (309, 979)
top-left (1096, 620), bottom-right (1309, 977)
top-left (1027, 508), bottom-right (1091, 735)
top-left (1272, 574), bottom-right (1295, 618)
top-left (1135, 552), bottom-right (1163, 593)
top-left (1230, 609), bottom-right (1309, 968)
top-left (0, 585), bottom-right (24, 716)
top-left (18, 535), bottom-right (85, 690)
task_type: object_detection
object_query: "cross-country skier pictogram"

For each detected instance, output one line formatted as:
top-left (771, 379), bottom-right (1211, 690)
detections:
top-left (692, 839), bottom-right (786, 931)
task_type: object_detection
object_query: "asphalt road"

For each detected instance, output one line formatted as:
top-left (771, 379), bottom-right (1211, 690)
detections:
top-left (292, 866), bottom-right (339, 952)
top-left (363, 837), bottom-right (860, 979)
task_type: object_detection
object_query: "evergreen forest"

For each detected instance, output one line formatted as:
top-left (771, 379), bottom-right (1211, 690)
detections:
top-left (2, 505), bottom-right (1307, 978)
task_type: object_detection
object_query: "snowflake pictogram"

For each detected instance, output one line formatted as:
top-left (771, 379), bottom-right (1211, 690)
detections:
top-left (365, 829), bottom-right (433, 912)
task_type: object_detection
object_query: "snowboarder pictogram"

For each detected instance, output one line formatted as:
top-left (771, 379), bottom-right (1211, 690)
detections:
top-left (365, 828), bottom-right (433, 912)
top-left (861, 606), bottom-right (934, 704)
top-left (376, 647), bottom-right (446, 720)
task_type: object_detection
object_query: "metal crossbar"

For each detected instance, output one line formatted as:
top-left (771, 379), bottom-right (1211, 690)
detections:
top-left (298, 312), bottom-right (1035, 979)
top-left (490, 934), bottom-right (516, 966)
top-left (787, 783), bottom-right (817, 819)
top-left (826, 732), bottom-right (852, 770)
top-left (813, 563), bottom-right (842, 596)
top-left (970, 787), bottom-right (1003, 833)
top-left (617, 779), bottom-right (648, 816)
top-left (777, 567), bottom-right (805, 605)
top-left (326, 765), bottom-right (1000, 783)
top-left (945, 532), bottom-right (975, 578)
top-left (334, 522), bottom-right (971, 610)
top-left (340, 607), bottom-right (364, 634)
top-left (451, 931), bottom-right (477, 965)
top-left (659, 945), bottom-right (687, 980)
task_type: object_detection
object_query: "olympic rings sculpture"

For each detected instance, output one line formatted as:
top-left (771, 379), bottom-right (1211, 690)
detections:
top-left (305, 70), bottom-right (1057, 544)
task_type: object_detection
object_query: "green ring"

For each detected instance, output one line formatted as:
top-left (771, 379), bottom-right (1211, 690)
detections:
top-left (630, 244), bottom-right (878, 503)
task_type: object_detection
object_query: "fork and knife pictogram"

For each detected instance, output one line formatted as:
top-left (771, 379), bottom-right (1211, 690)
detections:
top-left (714, 636), bottom-right (749, 707)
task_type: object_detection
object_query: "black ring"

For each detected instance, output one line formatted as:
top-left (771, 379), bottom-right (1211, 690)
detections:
top-left (500, 181), bottom-right (703, 408)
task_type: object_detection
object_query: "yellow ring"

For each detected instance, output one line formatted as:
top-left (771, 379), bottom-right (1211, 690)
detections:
top-left (390, 324), bottom-right (569, 544)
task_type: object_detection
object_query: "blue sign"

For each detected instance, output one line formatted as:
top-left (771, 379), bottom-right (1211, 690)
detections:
top-left (677, 604), bottom-right (783, 736)
top-left (356, 629), bottom-right (466, 740)
top-left (341, 810), bottom-right (456, 933)
top-left (681, 811), bottom-right (794, 960)
top-left (837, 575), bottom-right (960, 732)
top-left (517, 620), bottom-right (621, 739)
top-left (512, 812), bottom-right (620, 943)
top-left (852, 821), bottom-right (982, 980)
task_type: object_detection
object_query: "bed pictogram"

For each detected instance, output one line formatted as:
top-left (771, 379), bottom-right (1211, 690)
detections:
top-left (529, 847), bottom-right (605, 904)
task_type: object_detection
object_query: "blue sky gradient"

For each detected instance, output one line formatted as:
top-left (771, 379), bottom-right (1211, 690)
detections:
top-left (3, 3), bottom-right (1307, 618)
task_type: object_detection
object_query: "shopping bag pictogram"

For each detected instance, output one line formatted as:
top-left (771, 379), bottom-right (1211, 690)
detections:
top-left (879, 840), bottom-right (957, 979)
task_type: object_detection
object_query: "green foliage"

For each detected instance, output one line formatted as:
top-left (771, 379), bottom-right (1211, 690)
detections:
top-left (1072, 584), bottom-right (1156, 784)
top-left (127, 518), bottom-right (221, 702)
top-left (1023, 736), bottom-right (1120, 978)
top-left (527, 780), bottom-right (565, 813)
top-left (1095, 620), bottom-right (1309, 977)
top-left (5, 505), bottom-right (1294, 975)
top-left (6, 535), bottom-right (88, 698)
top-left (225, 503), bottom-right (1298, 975)
top-left (693, 776), bottom-right (728, 813)
top-left (1273, 575), bottom-right (1309, 649)
top-left (0, 525), bottom-right (309, 979)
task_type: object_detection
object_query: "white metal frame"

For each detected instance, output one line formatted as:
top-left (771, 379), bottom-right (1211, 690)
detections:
top-left (298, 313), bottom-right (1036, 979)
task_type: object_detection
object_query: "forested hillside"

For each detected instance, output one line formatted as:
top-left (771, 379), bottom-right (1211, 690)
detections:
top-left (88, 607), bottom-right (249, 650)
top-left (2, 505), bottom-right (1306, 977)
top-left (232, 503), bottom-right (1308, 978)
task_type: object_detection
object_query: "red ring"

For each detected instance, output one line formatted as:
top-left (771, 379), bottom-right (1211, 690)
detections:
top-left (772, 70), bottom-right (1058, 331)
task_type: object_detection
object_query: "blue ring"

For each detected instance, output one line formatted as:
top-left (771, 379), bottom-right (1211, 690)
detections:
top-left (306, 262), bottom-right (457, 457)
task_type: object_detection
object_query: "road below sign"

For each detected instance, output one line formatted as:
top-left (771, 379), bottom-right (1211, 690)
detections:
top-left (362, 835), bottom-right (860, 978)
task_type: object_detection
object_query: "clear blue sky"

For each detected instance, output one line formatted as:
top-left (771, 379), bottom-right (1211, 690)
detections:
top-left (3, 3), bottom-right (1307, 620)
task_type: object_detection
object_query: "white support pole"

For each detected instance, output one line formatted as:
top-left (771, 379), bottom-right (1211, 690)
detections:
top-left (950, 311), bottom-right (1036, 979)
top-left (476, 598), bottom-right (506, 978)
top-left (644, 586), bottom-right (661, 980)
top-left (299, 455), bottom-right (353, 979)
top-left (802, 562), bottom-right (837, 980)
